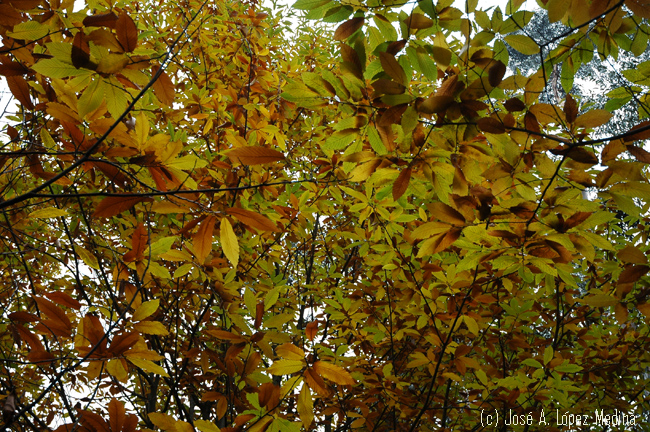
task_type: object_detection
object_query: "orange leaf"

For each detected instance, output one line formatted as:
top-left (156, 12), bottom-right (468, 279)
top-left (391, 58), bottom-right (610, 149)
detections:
top-left (108, 332), bottom-right (139, 355)
top-left (193, 215), bottom-right (215, 264)
top-left (226, 147), bottom-right (284, 165)
top-left (313, 360), bottom-right (355, 385)
top-left (45, 292), bottom-right (81, 310)
top-left (333, 17), bottom-right (364, 41)
top-left (226, 207), bottom-right (279, 232)
top-left (152, 65), bottom-right (175, 106)
top-left (564, 94), bottom-right (578, 123)
top-left (618, 264), bottom-right (650, 284)
top-left (617, 245), bottom-right (648, 264)
top-left (626, 145), bottom-right (650, 163)
top-left (108, 398), bottom-right (125, 432)
top-left (34, 297), bottom-right (71, 332)
top-left (427, 202), bottom-right (466, 225)
top-left (92, 196), bottom-right (152, 218)
top-left (116, 13), bottom-right (138, 52)
top-left (6, 76), bottom-right (33, 110)
top-left (623, 120), bottom-right (650, 142)
top-left (303, 367), bottom-right (330, 397)
top-left (305, 321), bottom-right (319, 341)
top-left (392, 167), bottom-right (411, 201)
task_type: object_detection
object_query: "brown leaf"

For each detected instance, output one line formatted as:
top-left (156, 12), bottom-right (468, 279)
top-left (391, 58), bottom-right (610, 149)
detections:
top-left (602, 139), bottom-right (626, 163)
top-left (72, 32), bottom-right (91, 69)
top-left (524, 111), bottom-right (541, 133)
top-left (116, 13), bottom-right (138, 52)
top-left (45, 292), bottom-right (81, 310)
top-left (627, 145), bottom-right (650, 163)
top-left (618, 264), bottom-right (650, 284)
top-left (226, 207), bottom-right (279, 232)
top-left (488, 60), bottom-right (506, 87)
top-left (34, 297), bottom-right (72, 333)
top-left (477, 117), bottom-right (506, 134)
top-left (403, 13), bottom-right (434, 29)
top-left (564, 94), bottom-right (578, 123)
top-left (333, 17), bottom-right (364, 41)
top-left (377, 105), bottom-right (408, 126)
top-left (617, 245), bottom-right (648, 264)
top-left (108, 332), bottom-right (139, 355)
top-left (563, 211), bottom-right (592, 229)
top-left (108, 398), bottom-right (126, 432)
top-left (427, 202), bottom-right (466, 225)
top-left (93, 196), bottom-right (152, 218)
top-left (371, 78), bottom-right (406, 95)
top-left (5, 75), bottom-right (33, 110)
top-left (417, 95), bottom-right (454, 114)
top-left (392, 167), bottom-right (411, 201)
top-left (623, 120), bottom-right (650, 142)
top-left (565, 147), bottom-right (598, 165)
top-left (83, 11), bottom-right (118, 28)
top-left (193, 215), bottom-right (215, 264)
top-left (226, 146), bottom-right (285, 165)
top-left (152, 65), bottom-right (175, 106)
top-left (504, 97), bottom-right (526, 112)
top-left (379, 52), bottom-right (407, 85)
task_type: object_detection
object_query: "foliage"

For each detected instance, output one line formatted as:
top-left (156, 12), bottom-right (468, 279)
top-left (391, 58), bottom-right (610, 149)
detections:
top-left (1, 0), bottom-right (650, 431)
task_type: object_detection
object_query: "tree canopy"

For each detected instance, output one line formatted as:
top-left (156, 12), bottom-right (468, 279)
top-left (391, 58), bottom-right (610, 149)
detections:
top-left (1, 0), bottom-right (650, 430)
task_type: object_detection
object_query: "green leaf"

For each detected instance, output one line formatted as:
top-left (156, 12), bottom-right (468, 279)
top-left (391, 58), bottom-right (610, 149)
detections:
top-left (555, 363), bottom-right (583, 373)
top-left (33, 58), bottom-right (93, 78)
top-left (504, 35), bottom-right (540, 55)
top-left (522, 358), bottom-right (543, 368)
top-left (7, 21), bottom-right (49, 41)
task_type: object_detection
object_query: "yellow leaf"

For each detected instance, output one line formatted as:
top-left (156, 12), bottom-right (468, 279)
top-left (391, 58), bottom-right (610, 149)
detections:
top-left (463, 315), bottom-right (479, 336)
top-left (132, 299), bottom-right (160, 322)
top-left (297, 384), bottom-right (314, 429)
top-left (442, 372), bottom-right (462, 382)
top-left (193, 216), bottom-right (215, 264)
top-left (149, 413), bottom-right (175, 432)
top-left (575, 109), bottom-right (612, 129)
top-left (126, 356), bottom-right (169, 376)
top-left (267, 359), bottom-right (305, 375)
top-left (276, 343), bottom-right (305, 361)
top-left (220, 218), bottom-right (239, 267)
top-left (582, 294), bottom-right (618, 307)
top-left (312, 361), bottom-right (355, 385)
top-left (194, 420), bottom-right (220, 432)
top-left (28, 207), bottom-right (68, 219)
top-left (106, 359), bottom-right (128, 382)
top-left (134, 321), bottom-right (169, 335)
top-left (76, 247), bottom-right (100, 270)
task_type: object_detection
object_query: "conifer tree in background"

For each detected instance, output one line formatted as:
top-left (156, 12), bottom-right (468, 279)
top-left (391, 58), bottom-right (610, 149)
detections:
top-left (1, 0), bottom-right (650, 430)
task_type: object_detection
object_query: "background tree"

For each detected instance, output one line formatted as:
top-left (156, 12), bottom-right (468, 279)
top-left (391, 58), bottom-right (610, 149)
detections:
top-left (1, 0), bottom-right (650, 431)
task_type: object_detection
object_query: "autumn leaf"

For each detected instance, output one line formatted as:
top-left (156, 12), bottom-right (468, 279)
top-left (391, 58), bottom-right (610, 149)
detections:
top-left (313, 361), bottom-right (355, 385)
top-left (226, 147), bottom-right (285, 165)
top-left (92, 196), bottom-right (153, 218)
top-left (220, 217), bottom-right (239, 267)
top-left (193, 215), bottom-right (215, 264)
